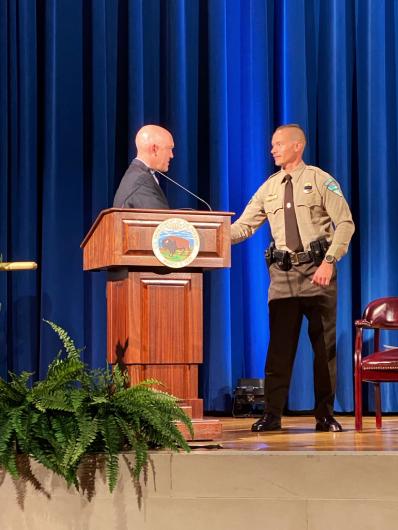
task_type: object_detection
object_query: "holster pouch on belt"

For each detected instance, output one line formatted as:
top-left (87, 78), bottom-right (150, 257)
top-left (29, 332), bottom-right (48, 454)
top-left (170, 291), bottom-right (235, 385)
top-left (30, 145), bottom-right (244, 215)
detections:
top-left (309, 237), bottom-right (329, 266)
top-left (264, 241), bottom-right (275, 269)
top-left (275, 250), bottom-right (291, 271)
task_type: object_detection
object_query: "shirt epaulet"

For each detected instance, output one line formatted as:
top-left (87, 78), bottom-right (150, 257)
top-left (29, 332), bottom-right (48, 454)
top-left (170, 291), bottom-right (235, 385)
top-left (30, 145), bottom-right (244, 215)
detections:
top-left (267, 170), bottom-right (282, 180)
top-left (307, 166), bottom-right (328, 195)
top-left (304, 165), bottom-right (320, 174)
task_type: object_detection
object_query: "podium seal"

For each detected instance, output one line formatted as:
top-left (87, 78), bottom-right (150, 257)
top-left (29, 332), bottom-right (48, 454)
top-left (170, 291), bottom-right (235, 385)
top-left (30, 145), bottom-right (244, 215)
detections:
top-left (152, 218), bottom-right (200, 268)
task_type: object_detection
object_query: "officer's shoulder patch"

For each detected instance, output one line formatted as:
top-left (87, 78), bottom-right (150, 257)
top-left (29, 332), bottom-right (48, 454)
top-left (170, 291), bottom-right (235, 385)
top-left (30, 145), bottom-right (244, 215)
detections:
top-left (323, 177), bottom-right (342, 196)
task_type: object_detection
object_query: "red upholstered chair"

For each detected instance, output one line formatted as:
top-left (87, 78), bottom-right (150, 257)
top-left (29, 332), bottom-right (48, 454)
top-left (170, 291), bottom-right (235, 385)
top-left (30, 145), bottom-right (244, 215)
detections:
top-left (354, 297), bottom-right (398, 431)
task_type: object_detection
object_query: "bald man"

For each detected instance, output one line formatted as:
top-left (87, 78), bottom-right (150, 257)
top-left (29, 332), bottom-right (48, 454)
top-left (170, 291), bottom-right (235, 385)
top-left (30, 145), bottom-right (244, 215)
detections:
top-left (113, 125), bottom-right (174, 209)
top-left (231, 124), bottom-right (354, 432)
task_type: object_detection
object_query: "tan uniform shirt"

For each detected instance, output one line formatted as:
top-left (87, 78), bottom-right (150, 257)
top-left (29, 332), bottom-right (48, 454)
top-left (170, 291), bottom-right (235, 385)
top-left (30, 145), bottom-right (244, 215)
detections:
top-left (231, 161), bottom-right (355, 261)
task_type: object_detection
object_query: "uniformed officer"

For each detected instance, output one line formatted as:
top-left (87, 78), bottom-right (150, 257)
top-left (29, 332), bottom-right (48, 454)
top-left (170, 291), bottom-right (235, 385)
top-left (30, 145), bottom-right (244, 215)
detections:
top-left (231, 124), bottom-right (355, 432)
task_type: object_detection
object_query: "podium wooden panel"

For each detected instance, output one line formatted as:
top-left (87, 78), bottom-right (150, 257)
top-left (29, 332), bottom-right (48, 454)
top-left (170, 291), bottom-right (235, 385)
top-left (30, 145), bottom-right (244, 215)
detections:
top-left (81, 208), bottom-right (233, 439)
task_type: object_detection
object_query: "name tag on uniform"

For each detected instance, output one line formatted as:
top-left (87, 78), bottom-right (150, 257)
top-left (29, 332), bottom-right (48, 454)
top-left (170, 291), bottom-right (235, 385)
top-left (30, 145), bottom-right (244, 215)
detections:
top-left (265, 194), bottom-right (278, 201)
top-left (303, 182), bottom-right (313, 193)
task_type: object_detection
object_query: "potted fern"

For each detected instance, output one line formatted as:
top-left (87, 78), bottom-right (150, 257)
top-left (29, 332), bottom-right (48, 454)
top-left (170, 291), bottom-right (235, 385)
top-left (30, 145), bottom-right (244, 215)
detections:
top-left (0, 321), bottom-right (193, 492)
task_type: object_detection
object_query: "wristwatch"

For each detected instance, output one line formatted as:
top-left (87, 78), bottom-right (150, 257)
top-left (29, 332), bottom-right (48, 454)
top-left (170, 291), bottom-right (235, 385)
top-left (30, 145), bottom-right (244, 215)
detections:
top-left (324, 255), bottom-right (336, 264)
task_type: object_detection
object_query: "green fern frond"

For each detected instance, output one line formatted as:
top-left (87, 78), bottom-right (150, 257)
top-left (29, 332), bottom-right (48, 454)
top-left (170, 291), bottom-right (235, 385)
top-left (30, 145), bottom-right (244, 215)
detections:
top-left (8, 371), bottom-right (33, 395)
top-left (99, 416), bottom-right (122, 454)
top-left (68, 414), bottom-right (99, 467)
top-left (58, 416), bottom-right (97, 478)
top-left (49, 416), bottom-right (78, 449)
top-left (9, 408), bottom-right (25, 436)
top-left (85, 367), bottom-right (113, 393)
top-left (68, 388), bottom-right (86, 411)
top-left (132, 378), bottom-right (165, 389)
top-left (0, 447), bottom-right (18, 477)
top-left (11, 410), bottom-right (37, 453)
top-left (46, 350), bottom-right (64, 377)
top-left (105, 453), bottom-right (119, 493)
top-left (43, 320), bottom-right (82, 360)
top-left (60, 438), bottom-right (80, 471)
top-left (28, 439), bottom-right (65, 476)
top-left (114, 415), bottom-right (136, 446)
top-left (89, 395), bottom-right (109, 405)
top-left (111, 364), bottom-right (129, 391)
top-left (99, 416), bottom-right (122, 492)
top-left (30, 389), bottom-right (77, 413)
top-left (131, 438), bottom-right (148, 479)
top-left (0, 417), bottom-right (16, 459)
top-left (0, 378), bottom-right (26, 404)
top-left (32, 358), bottom-right (84, 395)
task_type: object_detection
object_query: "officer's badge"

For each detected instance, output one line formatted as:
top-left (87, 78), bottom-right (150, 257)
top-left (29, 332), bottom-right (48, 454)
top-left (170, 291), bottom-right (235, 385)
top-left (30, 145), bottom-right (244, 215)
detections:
top-left (303, 182), bottom-right (313, 193)
top-left (323, 177), bottom-right (342, 196)
top-left (265, 194), bottom-right (278, 201)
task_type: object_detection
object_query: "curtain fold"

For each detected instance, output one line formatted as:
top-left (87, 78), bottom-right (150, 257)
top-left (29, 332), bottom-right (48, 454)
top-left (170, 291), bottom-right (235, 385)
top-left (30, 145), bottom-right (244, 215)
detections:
top-left (1, 0), bottom-right (397, 413)
top-left (355, 0), bottom-right (398, 410)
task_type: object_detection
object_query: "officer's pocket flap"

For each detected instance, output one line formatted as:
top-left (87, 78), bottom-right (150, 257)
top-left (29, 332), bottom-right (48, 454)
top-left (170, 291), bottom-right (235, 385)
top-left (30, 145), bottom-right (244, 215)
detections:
top-left (264, 199), bottom-right (283, 214)
top-left (296, 194), bottom-right (322, 208)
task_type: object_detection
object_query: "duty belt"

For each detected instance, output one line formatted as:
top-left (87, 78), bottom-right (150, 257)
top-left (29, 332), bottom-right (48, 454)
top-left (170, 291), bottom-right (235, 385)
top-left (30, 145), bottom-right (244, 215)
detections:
top-left (273, 249), bottom-right (314, 266)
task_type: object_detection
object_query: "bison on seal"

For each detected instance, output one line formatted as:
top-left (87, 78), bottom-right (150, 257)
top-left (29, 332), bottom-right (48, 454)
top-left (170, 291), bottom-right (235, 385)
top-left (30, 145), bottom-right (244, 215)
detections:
top-left (161, 236), bottom-right (190, 256)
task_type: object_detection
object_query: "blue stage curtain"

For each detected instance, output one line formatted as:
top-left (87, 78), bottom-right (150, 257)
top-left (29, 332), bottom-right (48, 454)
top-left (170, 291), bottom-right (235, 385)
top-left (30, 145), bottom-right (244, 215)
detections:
top-left (1, 0), bottom-right (398, 413)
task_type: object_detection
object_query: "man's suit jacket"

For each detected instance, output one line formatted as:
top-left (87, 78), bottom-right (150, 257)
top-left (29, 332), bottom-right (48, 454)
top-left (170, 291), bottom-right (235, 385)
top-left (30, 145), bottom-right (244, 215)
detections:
top-left (113, 159), bottom-right (170, 209)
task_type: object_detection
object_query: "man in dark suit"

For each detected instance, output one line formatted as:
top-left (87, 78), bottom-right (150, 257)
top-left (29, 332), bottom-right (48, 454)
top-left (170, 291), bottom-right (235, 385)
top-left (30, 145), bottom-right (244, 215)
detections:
top-left (113, 125), bottom-right (173, 209)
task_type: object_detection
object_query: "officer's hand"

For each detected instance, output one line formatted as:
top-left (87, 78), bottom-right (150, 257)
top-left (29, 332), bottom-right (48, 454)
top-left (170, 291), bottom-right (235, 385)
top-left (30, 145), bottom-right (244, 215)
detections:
top-left (311, 261), bottom-right (334, 286)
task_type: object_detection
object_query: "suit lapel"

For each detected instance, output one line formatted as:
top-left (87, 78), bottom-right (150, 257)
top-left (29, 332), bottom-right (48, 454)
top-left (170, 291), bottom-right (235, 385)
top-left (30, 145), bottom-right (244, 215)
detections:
top-left (132, 159), bottom-right (169, 207)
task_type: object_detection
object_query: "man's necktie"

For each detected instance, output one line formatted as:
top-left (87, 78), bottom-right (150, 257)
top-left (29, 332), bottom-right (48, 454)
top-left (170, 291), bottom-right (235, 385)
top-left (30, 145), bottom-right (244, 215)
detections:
top-left (150, 170), bottom-right (160, 185)
top-left (284, 174), bottom-right (303, 252)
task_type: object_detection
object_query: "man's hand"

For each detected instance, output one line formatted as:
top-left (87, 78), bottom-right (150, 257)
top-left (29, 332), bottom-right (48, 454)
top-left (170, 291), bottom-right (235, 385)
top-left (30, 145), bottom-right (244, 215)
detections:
top-left (311, 260), bottom-right (334, 286)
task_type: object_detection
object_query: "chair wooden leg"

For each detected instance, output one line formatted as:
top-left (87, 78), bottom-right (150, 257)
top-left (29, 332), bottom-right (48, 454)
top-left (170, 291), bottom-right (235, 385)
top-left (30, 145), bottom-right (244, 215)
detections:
top-left (354, 369), bottom-right (362, 431)
top-left (374, 383), bottom-right (382, 429)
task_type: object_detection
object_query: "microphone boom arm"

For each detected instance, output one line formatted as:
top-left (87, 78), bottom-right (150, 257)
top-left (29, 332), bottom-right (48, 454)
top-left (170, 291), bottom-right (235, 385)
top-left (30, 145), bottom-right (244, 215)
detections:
top-left (156, 170), bottom-right (212, 211)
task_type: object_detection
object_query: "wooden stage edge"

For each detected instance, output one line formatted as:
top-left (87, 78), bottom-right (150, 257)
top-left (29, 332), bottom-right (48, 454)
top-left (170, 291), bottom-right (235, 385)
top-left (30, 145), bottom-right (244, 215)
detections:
top-left (3, 415), bottom-right (398, 529)
top-left (188, 415), bottom-right (398, 451)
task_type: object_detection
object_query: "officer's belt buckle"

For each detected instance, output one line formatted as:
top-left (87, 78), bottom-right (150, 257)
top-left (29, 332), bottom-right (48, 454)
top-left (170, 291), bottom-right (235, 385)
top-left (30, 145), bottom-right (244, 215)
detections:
top-left (290, 252), bottom-right (300, 265)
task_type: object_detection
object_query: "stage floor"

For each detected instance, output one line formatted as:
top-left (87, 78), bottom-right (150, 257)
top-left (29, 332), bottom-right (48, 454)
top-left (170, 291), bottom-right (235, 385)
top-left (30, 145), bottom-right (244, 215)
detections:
top-left (192, 415), bottom-right (398, 451)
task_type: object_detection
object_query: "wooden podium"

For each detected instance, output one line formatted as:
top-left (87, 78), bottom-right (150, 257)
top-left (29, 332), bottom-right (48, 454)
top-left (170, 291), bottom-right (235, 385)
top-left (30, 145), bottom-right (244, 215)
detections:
top-left (81, 208), bottom-right (233, 440)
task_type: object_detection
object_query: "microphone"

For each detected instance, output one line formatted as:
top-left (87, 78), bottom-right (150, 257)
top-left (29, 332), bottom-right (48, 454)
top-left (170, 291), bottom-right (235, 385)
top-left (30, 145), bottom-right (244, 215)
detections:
top-left (155, 170), bottom-right (213, 211)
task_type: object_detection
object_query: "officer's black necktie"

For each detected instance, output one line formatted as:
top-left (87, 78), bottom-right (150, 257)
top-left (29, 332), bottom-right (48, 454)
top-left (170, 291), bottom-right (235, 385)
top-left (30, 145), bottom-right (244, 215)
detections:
top-left (284, 174), bottom-right (303, 252)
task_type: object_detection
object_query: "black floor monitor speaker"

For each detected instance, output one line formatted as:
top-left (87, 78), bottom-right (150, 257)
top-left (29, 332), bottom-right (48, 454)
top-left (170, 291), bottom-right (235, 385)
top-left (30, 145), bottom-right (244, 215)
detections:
top-left (232, 378), bottom-right (265, 417)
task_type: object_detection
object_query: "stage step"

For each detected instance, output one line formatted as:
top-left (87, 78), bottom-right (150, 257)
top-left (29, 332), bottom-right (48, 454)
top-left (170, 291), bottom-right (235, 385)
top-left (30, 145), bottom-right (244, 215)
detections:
top-left (177, 418), bottom-right (222, 441)
top-left (179, 405), bottom-right (193, 418)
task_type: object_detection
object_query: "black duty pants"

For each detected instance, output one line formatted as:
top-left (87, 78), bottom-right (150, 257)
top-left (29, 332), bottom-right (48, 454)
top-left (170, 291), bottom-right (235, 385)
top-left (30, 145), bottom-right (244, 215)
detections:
top-left (263, 294), bottom-right (336, 419)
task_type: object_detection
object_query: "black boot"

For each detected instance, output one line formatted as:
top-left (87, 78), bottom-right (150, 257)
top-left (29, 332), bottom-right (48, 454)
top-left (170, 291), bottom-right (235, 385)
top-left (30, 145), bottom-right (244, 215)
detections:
top-left (251, 413), bottom-right (281, 432)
